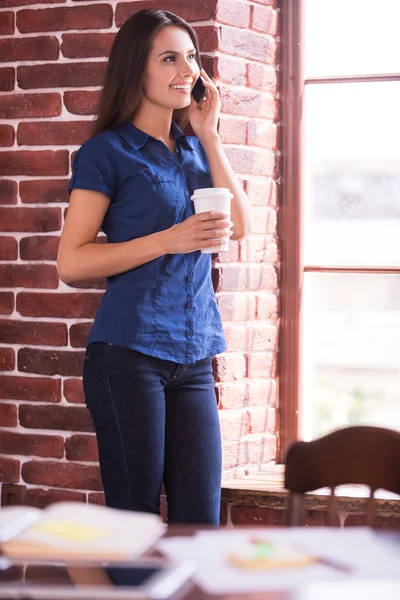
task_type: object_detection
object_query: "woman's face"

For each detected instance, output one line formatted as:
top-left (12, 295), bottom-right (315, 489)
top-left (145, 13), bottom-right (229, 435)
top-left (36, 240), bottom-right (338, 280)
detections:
top-left (142, 26), bottom-right (200, 111)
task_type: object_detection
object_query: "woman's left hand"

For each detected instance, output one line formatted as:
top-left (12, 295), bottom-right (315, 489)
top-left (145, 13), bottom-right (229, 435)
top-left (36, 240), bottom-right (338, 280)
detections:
top-left (188, 69), bottom-right (221, 141)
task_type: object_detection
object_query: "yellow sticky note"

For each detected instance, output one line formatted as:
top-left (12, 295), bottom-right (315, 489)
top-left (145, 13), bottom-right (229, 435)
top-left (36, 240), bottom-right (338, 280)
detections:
top-left (33, 520), bottom-right (106, 542)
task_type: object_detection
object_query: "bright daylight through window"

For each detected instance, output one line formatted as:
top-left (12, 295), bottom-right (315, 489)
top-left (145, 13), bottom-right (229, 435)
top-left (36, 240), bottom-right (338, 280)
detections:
top-left (301, 0), bottom-right (400, 439)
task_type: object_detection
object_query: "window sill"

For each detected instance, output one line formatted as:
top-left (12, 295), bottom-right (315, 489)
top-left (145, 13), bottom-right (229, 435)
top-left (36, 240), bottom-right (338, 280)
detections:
top-left (221, 465), bottom-right (400, 518)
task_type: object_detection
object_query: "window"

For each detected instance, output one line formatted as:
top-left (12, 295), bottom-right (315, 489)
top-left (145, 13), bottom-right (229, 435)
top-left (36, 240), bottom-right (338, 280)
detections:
top-left (280, 0), bottom-right (400, 453)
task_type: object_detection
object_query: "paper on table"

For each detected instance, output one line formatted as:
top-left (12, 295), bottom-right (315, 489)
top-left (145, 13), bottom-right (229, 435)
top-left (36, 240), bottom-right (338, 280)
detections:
top-left (157, 528), bottom-right (400, 594)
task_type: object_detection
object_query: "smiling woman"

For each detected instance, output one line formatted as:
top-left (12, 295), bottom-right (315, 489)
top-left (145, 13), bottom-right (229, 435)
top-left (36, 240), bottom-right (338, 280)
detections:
top-left (56, 8), bottom-right (252, 527)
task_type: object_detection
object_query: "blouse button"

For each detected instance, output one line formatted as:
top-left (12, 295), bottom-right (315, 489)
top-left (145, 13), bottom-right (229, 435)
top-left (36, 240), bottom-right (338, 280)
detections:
top-left (185, 191), bottom-right (189, 196)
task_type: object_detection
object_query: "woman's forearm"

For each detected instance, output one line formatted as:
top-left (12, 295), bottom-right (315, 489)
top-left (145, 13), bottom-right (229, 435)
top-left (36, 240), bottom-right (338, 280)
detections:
top-left (200, 133), bottom-right (252, 240)
top-left (58, 231), bottom-right (166, 284)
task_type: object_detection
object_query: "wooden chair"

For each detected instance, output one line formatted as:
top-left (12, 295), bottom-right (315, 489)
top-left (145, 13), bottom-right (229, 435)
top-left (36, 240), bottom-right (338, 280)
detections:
top-left (284, 425), bottom-right (400, 527)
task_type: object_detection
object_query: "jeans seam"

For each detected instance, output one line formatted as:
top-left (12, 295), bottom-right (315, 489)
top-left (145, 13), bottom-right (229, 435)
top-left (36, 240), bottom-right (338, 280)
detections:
top-left (105, 343), bottom-right (132, 508)
top-left (165, 425), bottom-right (183, 523)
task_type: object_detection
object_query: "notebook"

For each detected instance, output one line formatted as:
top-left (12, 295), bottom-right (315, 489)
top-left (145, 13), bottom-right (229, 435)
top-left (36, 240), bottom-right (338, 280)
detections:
top-left (0, 501), bottom-right (165, 562)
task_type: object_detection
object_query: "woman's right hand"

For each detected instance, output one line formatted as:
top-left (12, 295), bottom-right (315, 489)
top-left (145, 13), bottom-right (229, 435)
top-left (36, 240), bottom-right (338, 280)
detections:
top-left (160, 212), bottom-right (233, 254)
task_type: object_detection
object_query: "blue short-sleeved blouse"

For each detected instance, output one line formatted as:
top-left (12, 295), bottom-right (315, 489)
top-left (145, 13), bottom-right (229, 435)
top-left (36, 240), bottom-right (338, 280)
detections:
top-left (68, 121), bottom-right (226, 364)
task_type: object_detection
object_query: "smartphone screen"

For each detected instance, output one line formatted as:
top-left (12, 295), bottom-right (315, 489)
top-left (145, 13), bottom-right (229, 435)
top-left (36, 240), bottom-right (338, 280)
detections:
top-left (191, 77), bottom-right (206, 103)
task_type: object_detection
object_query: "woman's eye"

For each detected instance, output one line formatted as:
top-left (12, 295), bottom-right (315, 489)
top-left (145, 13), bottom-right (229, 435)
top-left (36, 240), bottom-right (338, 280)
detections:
top-left (164, 56), bottom-right (175, 62)
top-left (188, 53), bottom-right (196, 60)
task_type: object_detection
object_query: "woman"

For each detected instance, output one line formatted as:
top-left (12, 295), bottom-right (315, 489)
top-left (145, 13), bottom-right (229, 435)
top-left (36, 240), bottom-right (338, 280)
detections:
top-left (57, 9), bottom-right (251, 525)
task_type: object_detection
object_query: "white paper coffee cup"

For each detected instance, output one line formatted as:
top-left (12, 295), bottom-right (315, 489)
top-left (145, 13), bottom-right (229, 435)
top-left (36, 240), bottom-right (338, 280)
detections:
top-left (191, 188), bottom-right (233, 253)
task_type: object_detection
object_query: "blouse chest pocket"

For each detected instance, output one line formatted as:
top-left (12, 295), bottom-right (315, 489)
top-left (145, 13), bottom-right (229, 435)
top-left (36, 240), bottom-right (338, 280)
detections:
top-left (109, 171), bottom-right (183, 239)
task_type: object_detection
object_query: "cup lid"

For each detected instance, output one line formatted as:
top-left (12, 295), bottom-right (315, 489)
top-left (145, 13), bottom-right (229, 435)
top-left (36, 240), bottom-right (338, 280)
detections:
top-left (191, 188), bottom-right (233, 200)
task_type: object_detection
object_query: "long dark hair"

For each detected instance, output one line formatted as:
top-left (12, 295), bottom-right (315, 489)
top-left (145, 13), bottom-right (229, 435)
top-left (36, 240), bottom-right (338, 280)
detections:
top-left (92, 9), bottom-right (202, 137)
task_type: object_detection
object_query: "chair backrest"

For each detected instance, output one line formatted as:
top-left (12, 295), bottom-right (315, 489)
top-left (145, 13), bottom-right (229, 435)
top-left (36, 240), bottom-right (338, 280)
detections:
top-left (284, 425), bottom-right (400, 527)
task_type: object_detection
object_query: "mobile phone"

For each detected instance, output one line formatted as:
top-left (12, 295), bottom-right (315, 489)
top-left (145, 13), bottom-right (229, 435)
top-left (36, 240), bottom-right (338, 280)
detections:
top-left (191, 76), bottom-right (206, 104)
top-left (0, 558), bottom-right (195, 599)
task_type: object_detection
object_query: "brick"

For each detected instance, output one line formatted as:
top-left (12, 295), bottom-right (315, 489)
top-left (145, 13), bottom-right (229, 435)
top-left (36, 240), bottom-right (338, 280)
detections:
top-left (0, 37), bottom-right (59, 63)
top-left (255, 292), bottom-right (279, 320)
top-left (17, 6), bottom-right (113, 34)
top-left (214, 239), bottom-right (239, 263)
top-left (61, 33), bottom-right (115, 58)
top-left (22, 460), bottom-right (101, 490)
top-left (218, 117), bottom-right (246, 145)
top-left (247, 62), bottom-right (277, 91)
top-left (0, 207), bottom-right (61, 232)
top-left (251, 207), bottom-right (277, 235)
top-left (0, 265), bottom-right (59, 289)
top-left (63, 378), bottom-right (84, 404)
top-left (217, 293), bottom-right (257, 321)
top-left (247, 351), bottom-right (276, 378)
top-left (0, 236), bottom-right (17, 260)
top-left (0, 348), bottom-right (15, 371)
top-left (0, 94), bottom-right (61, 120)
top-left (220, 502), bottom-right (228, 526)
top-left (18, 63), bottom-right (107, 89)
top-left (221, 87), bottom-right (275, 119)
top-left (88, 492), bottom-right (105, 505)
top-left (220, 26), bottom-right (277, 63)
top-left (18, 121), bottom-right (93, 146)
top-left (115, 1), bottom-right (217, 27)
top-left (19, 404), bottom-right (93, 432)
top-left (240, 236), bottom-right (279, 263)
top-left (251, 4), bottom-right (278, 35)
top-left (2, 0), bottom-right (64, 5)
top-left (0, 125), bottom-right (14, 146)
top-left (223, 433), bottom-right (276, 469)
top-left (20, 179), bottom-right (69, 204)
top-left (0, 151), bottom-right (68, 176)
top-left (0, 320), bottom-right (67, 346)
top-left (231, 505), bottom-right (283, 526)
top-left (0, 292), bottom-right (14, 314)
top-left (248, 405), bottom-right (276, 434)
top-left (217, 264), bottom-right (277, 292)
top-left (214, 55), bottom-right (246, 85)
top-left (65, 434), bottom-right (98, 461)
top-left (17, 292), bottom-right (102, 318)
top-left (0, 12), bottom-right (15, 35)
top-left (0, 68), bottom-right (14, 91)
top-left (0, 376), bottom-right (60, 402)
top-left (247, 120), bottom-right (277, 149)
top-left (0, 402), bottom-right (18, 426)
top-left (18, 348), bottom-right (84, 377)
top-left (20, 236), bottom-right (59, 261)
top-left (245, 178), bottom-right (277, 207)
top-left (223, 322), bottom-right (278, 352)
top-left (0, 180), bottom-right (17, 204)
top-left (64, 90), bottom-right (100, 116)
top-left (225, 146), bottom-right (277, 177)
top-left (69, 323), bottom-right (91, 348)
top-left (0, 457), bottom-right (20, 483)
top-left (219, 409), bottom-right (250, 442)
top-left (26, 487), bottom-right (86, 509)
top-left (193, 26), bottom-right (219, 53)
top-left (252, 0), bottom-right (277, 5)
top-left (214, 353), bottom-right (246, 382)
top-left (215, 0), bottom-right (251, 27)
top-left (0, 431), bottom-right (63, 458)
top-left (247, 378), bottom-right (277, 407)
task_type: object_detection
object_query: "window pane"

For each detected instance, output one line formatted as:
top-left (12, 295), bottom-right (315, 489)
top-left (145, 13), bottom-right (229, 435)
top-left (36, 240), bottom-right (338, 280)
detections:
top-left (303, 273), bottom-right (400, 439)
top-left (304, 82), bottom-right (400, 266)
top-left (305, 0), bottom-right (400, 76)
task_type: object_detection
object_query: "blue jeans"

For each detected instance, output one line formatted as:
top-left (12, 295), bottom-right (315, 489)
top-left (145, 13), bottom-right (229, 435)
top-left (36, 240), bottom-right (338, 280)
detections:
top-left (83, 342), bottom-right (222, 525)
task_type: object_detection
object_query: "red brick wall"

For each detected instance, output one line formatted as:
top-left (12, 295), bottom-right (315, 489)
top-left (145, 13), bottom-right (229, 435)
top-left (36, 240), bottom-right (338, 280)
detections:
top-left (0, 0), bottom-right (279, 507)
